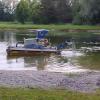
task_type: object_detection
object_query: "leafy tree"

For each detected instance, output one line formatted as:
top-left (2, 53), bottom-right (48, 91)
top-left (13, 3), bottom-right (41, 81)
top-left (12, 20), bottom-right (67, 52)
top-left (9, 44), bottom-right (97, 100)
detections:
top-left (40, 0), bottom-right (58, 24)
top-left (71, 0), bottom-right (82, 24)
top-left (16, 0), bottom-right (30, 24)
top-left (0, 1), bottom-right (14, 21)
top-left (72, 0), bottom-right (100, 25)
top-left (30, 0), bottom-right (43, 23)
top-left (0, 1), bottom-right (5, 21)
top-left (40, 0), bottom-right (72, 24)
top-left (55, 0), bottom-right (72, 23)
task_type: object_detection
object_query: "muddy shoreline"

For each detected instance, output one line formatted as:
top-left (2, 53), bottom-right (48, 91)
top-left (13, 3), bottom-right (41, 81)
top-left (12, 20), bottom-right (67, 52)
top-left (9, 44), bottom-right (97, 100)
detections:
top-left (0, 70), bottom-right (100, 93)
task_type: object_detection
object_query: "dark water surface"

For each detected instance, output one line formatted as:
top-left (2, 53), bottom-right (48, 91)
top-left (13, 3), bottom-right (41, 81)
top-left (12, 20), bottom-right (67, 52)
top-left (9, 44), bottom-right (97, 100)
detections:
top-left (0, 30), bottom-right (100, 73)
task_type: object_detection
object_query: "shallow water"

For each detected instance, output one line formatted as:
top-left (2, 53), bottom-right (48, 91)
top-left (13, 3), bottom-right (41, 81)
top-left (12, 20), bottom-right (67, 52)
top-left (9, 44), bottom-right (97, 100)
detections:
top-left (0, 30), bottom-right (100, 73)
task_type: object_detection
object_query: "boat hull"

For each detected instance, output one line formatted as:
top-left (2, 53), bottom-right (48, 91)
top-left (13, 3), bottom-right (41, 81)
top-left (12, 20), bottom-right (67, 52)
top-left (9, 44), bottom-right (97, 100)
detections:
top-left (6, 47), bottom-right (60, 56)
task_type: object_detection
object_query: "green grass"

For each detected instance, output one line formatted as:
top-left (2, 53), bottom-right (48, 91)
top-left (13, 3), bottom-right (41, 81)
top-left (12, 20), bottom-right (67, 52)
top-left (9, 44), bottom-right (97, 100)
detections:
top-left (0, 22), bottom-right (100, 30)
top-left (0, 87), bottom-right (99, 100)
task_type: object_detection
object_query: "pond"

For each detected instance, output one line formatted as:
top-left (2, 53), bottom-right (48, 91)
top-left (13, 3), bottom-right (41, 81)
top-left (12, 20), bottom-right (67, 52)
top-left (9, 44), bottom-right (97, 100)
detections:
top-left (0, 30), bottom-right (100, 73)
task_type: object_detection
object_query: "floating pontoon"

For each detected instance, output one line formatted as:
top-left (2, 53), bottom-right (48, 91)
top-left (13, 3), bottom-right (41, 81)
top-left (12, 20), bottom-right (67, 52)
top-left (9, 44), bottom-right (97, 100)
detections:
top-left (6, 29), bottom-right (60, 56)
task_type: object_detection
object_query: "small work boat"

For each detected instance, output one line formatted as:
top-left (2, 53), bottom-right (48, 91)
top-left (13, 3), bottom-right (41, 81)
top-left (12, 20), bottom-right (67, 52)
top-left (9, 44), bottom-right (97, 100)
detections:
top-left (6, 29), bottom-right (60, 56)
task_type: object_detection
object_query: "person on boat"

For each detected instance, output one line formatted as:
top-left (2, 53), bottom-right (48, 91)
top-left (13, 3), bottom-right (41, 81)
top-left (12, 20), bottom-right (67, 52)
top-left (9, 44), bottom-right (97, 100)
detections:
top-left (37, 38), bottom-right (50, 47)
top-left (44, 39), bottom-right (49, 47)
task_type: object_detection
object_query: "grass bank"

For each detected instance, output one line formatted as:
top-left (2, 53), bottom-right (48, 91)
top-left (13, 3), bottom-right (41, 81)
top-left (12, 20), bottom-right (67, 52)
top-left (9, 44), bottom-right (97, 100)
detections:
top-left (0, 87), bottom-right (99, 100)
top-left (0, 22), bottom-right (100, 30)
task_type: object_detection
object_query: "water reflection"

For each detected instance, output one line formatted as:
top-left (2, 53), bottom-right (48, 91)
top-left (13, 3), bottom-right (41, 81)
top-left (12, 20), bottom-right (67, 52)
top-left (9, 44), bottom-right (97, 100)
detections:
top-left (0, 30), bottom-right (100, 72)
top-left (24, 56), bottom-right (48, 70)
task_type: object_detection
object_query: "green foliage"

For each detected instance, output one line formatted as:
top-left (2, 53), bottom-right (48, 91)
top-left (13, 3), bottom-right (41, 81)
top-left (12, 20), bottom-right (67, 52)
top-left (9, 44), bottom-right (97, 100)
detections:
top-left (40, 0), bottom-right (72, 24)
top-left (55, 0), bottom-right (72, 23)
top-left (72, 0), bottom-right (100, 25)
top-left (30, 0), bottom-right (43, 24)
top-left (0, 0), bottom-right (100, 25)
top-left (0, 1), bottom-right (5, 21)
top-left (16, 0), bottom-right (30, 24)
top-left (40, 0), bottom-right (57, 24)
top-left (0, 1), bottom-right (15, 21)
top-left (15, 0), bottom-right (73, 24)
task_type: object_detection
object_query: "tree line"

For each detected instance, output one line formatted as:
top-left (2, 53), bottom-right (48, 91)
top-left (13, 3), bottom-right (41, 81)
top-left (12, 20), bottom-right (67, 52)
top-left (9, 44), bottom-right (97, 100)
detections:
top-left (0, 0), bottom-right (100, 25)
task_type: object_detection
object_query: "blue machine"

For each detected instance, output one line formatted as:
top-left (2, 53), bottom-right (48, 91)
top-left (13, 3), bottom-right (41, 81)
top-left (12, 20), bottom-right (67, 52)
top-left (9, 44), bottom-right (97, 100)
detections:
top-left (24, 29), bottom-right (49, 49)
top-left (36, 29), bottom-right (49, 39)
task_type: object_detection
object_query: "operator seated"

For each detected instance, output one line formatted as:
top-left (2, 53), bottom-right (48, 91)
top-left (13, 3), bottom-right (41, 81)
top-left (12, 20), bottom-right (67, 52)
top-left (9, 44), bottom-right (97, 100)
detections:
top-left (44, 39), bottom-right (49, 47)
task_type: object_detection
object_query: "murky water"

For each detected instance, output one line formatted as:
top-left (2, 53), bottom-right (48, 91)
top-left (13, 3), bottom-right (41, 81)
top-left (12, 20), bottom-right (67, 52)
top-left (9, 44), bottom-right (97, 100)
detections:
top-left (0, 30), bottom-right (100, 73)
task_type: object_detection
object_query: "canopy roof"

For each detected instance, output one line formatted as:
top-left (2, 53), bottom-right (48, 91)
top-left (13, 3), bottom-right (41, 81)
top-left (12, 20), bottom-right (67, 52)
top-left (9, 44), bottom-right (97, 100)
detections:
top-left (36, 29), bottom-right (49, 39)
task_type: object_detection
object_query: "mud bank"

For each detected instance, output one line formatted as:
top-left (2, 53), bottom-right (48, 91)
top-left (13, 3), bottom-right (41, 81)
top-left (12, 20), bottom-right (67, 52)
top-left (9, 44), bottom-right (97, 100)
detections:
top-left (0, 70), bottom-right (100, 93)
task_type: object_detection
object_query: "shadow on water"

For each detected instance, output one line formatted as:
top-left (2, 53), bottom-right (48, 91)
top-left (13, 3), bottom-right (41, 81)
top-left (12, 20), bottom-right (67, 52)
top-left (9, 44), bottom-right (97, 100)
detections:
top-left (0, 30), bottom-right (100, 72)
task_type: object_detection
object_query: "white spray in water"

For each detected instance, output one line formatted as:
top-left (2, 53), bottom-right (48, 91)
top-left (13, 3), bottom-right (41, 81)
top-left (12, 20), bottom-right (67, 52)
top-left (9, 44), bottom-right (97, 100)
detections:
top-left (61, 39), bottom-right (84, 57)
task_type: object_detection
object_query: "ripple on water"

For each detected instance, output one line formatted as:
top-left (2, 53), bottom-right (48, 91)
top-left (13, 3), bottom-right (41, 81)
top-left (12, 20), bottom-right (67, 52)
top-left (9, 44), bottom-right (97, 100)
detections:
top-left (0, 42), bottom-right (89, 73)
top-left (61, 50), bottom-right (84, 58)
